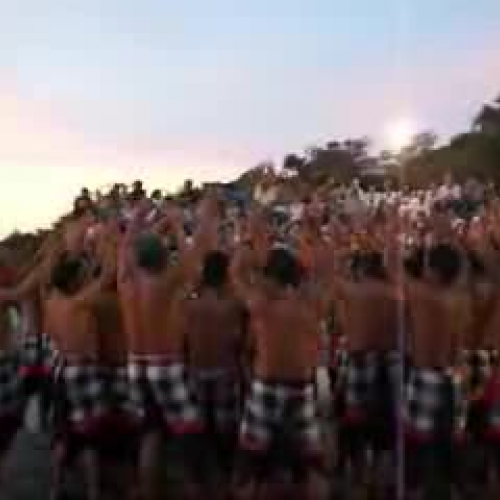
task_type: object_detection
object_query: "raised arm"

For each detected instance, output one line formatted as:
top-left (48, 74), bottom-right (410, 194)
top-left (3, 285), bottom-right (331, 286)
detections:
top-left (0, 235), bottom-right (63, 303)
top-left (175, 199), bottom-right (219, 289)
top-left (74, 232), bottom-right (118, 308)
top-left (117, 205), bottom-right (147, 284)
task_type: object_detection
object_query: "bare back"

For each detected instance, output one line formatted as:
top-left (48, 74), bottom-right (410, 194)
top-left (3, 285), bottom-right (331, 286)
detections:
top-left (45, 293), bottom-right (99, 360)
top-left (249, 290), bottom-right (319, 382)
top-left (95, 291), bottom-right (127, 365)
top-left (184, 290), bottom-right (245, 371)
top-left (119, 271), bottom-right (182, 358)
top-left (336, 280), bottom-right (399, 352)
top-left (408, 282), bottom-right (470, 369)
top-left (466, 280), bottom-right (497, 350)
top-left (0, 304), bottom-right (11, 352)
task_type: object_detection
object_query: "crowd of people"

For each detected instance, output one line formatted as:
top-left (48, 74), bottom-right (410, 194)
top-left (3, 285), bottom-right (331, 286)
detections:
top-left (0, 174), bottom-right (500, 499)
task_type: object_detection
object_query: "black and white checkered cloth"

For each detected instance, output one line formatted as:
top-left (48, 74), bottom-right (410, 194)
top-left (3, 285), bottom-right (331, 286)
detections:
top-left (18, 333), bottom-right (59, 375)
top-left (404, 367), bottom-right (467, 440)
top-left (463, 349), bottom-right (494, 393)
top-left (0, 352), bottom-right (22, 418)
top-left (127, 360), bottom-right (203, 433)
top-left (191, 368), bottom-right (242, 432)
top-left (332, 337), bottom-right (350, 380)
top-left (343, 350), bottom-right (402, 420)
top-left (344, 351), bottom-right (378, 410)
top-left (239, 379), bottom-right (321, 454)
top-left (54, 360), bottom-right (107, 431)
top-left (104, 365), bottom-right (129, 415)
top-left (486, 378), bottom-right (500, 433)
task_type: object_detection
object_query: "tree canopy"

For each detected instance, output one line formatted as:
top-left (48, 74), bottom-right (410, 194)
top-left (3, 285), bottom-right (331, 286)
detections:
top-left (238, 93), bottom-right (500, 191)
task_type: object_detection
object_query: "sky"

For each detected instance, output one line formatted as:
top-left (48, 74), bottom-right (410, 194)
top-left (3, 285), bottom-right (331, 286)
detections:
top-left (1, 0), bottom-right (500, 236)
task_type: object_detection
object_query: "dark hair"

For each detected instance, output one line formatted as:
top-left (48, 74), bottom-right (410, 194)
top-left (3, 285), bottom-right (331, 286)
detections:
top-left (151, 189), bottom-right (162, 200)
top-left (404, 247), bottom-right (425, 279)
top-left (202, 251), bottom-right (229, 289)
top-left (72, 198), bottom-right (87, 218)
top-left (134, 234), bottom-right (166, 274)
top-left (428, 244), bottom-right (461, 285)
top-left (361, 252), bottom-right (387, 280)
top-left (350, 252), bottom-right (387, 281)
top-left (263, 248), bottom-right (304, 288)
top-left (467, 250), bottom-right (486, 277)
top-left (51, 257), bottom-right (85, 295)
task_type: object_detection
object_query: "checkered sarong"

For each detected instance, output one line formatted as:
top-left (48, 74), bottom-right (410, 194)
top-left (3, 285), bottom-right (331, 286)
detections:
top-left (476, 367), bottom-right (500, 440)
top-left (19, 333), bottom-right (57, 371)
top-left (103, 365), bottom-right (129, 415)
top-left (0, 352), bottom-right (22, 418)
top-left (404, 367), bottom-right (467, 441)
top-left (240, 379), bottom-right (321, 455)
top-left (18, 334), bottom-right (59, 395)
top-left (54, 360), bottom-right (107, 433)
top-left (343, 350), bottom-right (402, 422)
top-left (191, 368), bottom-right (242, 432)
top-left (344, 351), bottom-right (378, 413)
top-left (463, 349), bottom-right (494, 394)
top-left (331, 336), bottom-right (349, 376)
top-left (127, 360), bottom-right (203, 434)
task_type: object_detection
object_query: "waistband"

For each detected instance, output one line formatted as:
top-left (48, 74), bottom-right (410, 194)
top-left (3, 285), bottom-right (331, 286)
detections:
top-left (128, 354), bottom-right (183, 364)
top-left (252, 377), bottom-right (315, 389)
top-left (57, 355), bottom-right (100, 366)
top-left (410, 365), bottom-right (461, 382)
top-left (192, 367), bottom-right (238, 380)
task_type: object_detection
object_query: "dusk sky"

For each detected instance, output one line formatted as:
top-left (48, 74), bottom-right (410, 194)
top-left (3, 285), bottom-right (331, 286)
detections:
top-left (1, 0), bottom-right (500, 236)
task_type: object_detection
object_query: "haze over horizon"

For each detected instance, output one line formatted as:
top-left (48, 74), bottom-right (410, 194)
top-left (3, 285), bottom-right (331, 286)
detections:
top-left (1, 0), bottom-right (500, 237)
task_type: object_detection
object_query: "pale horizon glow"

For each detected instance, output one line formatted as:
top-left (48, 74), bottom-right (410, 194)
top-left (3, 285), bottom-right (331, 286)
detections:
top-left (384, 117), bottom-right (418, 152)
top-left (1, 1), bottom-right (500, 237)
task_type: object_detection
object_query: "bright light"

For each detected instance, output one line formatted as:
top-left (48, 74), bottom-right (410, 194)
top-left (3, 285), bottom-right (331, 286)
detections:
top-left (385, 117), bottom-right (416, 152)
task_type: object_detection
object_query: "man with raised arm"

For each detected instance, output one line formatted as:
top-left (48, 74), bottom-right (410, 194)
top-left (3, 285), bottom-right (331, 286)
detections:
top-left (331, 245), bottom-right (401, 494)
top-left (172, 249), bottom-right (247, 498)
top-left (118, 198), bottom-right (217, 500)
top-left (232, 243), bottom-right (325, 500)
top-left (404, 242), bottom-right (471, 499)
top-left (44, 229), bottom-right (117, 500)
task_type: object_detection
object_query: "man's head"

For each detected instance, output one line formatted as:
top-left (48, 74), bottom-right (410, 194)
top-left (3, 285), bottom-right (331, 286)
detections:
top-left (263, 247), bottom-right (304, 288)
top-left (131, 180), bottom-right (146, 202)
top-left (151, 189), bottom-right (162, 202)
top-left (51, 256), bottom-right (85, 295)
top-left (404, 247), bottom-right (425, 279)
top-left (134, 233), bottom-right (167, 274)
top-left (73, 196), bottom-right (92, 218)
top-left (359, 252), bottom-right (387, 280)
top-left (428, 243), bottom-right (461, 286)
top-left (202, 251), bottom-right (229, 289)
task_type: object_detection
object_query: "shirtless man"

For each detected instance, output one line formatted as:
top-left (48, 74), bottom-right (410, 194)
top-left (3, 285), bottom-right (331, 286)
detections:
top-left (232, 246), bottom-right (325, 500)
top-left (0, 263), bottom-right (22, 483)
top-left (332, 251), bottom-right (401, 492)
top-left (44, 232), bottom-right (117, 500)
top-left (0, 238), bottom-right (62, 429)
top-left (173, 250), bottom-right (247, 496)
top-left (404, 243), bottom-right (471, 498)
top-left (118, 206), bottom-right (212, 500)
top-left (462, 250), bottom-right (498, 452)
top-left (472, 280), bottom-right (500, 493)
top-left (92, 284), bottom-right (135, 498)
top-left (466, 243), bottom-right (500, 494)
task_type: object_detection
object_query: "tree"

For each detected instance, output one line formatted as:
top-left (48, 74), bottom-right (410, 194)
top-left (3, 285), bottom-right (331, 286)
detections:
top-left (283, 154), bottom-right (305, 174)
top-left (473, 95), bottom-right (500, 136)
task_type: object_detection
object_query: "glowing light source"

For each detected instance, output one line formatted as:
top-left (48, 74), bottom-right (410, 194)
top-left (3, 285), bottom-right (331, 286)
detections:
top-left (384, 117), bottom-right (416, 152)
